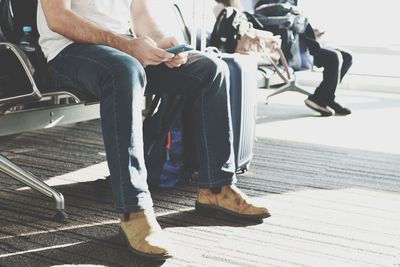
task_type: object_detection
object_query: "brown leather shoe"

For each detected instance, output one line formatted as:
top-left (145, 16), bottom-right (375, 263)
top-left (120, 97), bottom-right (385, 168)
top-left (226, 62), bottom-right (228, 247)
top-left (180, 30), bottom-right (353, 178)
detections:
top-left (120, 209), bottom-right (174, 260)
top-left (195, 185), bottom-right (270, 220)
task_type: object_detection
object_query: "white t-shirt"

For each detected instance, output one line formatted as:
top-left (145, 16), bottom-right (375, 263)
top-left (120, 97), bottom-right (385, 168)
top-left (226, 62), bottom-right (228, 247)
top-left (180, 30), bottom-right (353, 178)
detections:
top-left (37, 0), bottom-right (132, 61)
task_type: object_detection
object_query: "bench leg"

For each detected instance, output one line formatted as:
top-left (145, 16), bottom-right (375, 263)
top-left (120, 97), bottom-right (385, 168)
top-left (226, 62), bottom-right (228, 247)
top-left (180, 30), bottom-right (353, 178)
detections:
top-left (266, 80), bottom-right (311, 103)
top-left (292, 83), bottom-right (312, 97)
top-left (0, 154), bottom-right (68, 223)
top-left (266, 83), bottom-right (291, 101)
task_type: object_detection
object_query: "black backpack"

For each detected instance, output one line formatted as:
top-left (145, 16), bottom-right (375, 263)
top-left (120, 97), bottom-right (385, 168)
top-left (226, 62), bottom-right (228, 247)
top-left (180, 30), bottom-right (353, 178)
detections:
top-left (210, 7), bottom-right (252, 53)
top-left (0, 0), bottom-right (39, 43)
top-left (254, 0), bottom-right (308, 70)
top-left (0, 0), bottom-right (53, 91)
top-left (96, 99), bottom-right (188, 198)
top-left (143, 94), bottom-right (187, 188)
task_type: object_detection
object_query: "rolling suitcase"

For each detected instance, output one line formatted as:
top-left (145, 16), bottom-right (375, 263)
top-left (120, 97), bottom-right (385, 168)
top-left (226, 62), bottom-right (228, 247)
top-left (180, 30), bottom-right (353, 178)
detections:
top-left (220, 53), bottom-right (258, 172)
top-left (174, 3), bottom-right (258, 173)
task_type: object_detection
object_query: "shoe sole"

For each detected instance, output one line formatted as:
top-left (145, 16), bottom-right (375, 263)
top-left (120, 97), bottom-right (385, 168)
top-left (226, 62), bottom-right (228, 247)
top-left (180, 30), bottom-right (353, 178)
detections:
top-left (195, 201), bottom-right (271, 221)
top-left (333, 110), bottom-right (351, 116)
top-left (304, 99), bottom-right (333, 117)
top-left (334, 112), bottom-right (351, 116)
top-left (120, 227), bottom-right (173, 261)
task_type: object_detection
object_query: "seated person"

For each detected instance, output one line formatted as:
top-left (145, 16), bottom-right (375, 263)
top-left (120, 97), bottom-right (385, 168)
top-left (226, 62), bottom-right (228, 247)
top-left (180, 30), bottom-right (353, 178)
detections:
top-left (283, 0), bottom-right (352, 116)
top-left (254, 0), bottom-right (352, 116)
top-left (213, 0), bottom-right (257, 15)
top-left (213, 0), bottom-right (244, 16)
top-left (38, 0), bottom-right (270, 260)
top-left (302, 24), bottom-right (353, 116)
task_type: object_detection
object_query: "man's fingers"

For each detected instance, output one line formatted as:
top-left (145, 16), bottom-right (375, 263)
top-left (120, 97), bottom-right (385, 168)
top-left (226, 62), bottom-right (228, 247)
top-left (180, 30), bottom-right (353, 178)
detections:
top-left (164, 62), bottom-right (175, 68)
top-left (144, 58), bottom-right (163, 66)
top-left (140, 47), bottom-right (173, 66)
top-left (153, 47), bottom-right (174, 61)
top-left (161, 51), bottom-right (189, 68)
top-left (165, 62), bottom-right (181, 68)
top-left (164, 58), bottom-right (183, 68)
top-left (172, 53), bottom-right (188, 65)
top-left (141, 54), bottom-right (164, 66)
top-left (179, 56), bottom-right (188, 65)
top-left (176, 51), bottom-right (188, 58)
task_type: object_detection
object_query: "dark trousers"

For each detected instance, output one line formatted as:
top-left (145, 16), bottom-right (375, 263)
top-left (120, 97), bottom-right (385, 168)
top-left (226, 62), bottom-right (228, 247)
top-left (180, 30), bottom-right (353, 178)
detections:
top-left (312, 47), bottom-right (353, 105)
top-left (48, 44), bottom-right (236, 214)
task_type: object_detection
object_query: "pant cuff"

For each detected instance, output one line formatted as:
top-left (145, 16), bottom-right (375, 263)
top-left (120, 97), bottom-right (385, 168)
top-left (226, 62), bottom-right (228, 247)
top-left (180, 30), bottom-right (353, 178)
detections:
top-left (197, 175), bottom-right (237, 189)
top-left (115, 197), bottom-right (153, 214)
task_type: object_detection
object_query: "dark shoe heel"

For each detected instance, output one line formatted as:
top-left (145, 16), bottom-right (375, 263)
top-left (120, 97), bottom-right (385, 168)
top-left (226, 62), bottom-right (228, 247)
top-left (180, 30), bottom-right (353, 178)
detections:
top-left (119, 227), bottom-right (127, 243)
top-left (304, 98), bottom-right (333, 117)
top-left (195, 201), bottom-right (269, 222)
top-left (195, 201), bottom-right (218, 217)
top-left (328, 101), bottom-right (351, 115)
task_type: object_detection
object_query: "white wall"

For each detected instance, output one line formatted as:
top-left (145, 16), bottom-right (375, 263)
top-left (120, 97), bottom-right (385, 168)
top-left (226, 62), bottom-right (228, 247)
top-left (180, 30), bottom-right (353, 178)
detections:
top-left (299, 0), bottom-right (400, 48)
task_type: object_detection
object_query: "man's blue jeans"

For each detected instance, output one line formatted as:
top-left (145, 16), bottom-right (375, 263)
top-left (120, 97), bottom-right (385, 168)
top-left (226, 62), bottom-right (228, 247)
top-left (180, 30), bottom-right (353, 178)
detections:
top-left (48, 44), bottom-right (236, 214)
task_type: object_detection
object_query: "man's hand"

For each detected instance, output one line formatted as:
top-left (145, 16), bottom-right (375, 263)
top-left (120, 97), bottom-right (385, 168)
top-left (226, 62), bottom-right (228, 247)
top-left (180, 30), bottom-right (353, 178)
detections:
top-left (130, 1), bottom-right (188, 68)
top-left (122, 36), bottom-right (174, 67)
top-left (313, 28), bottom-right (325, 41)
top-left (158, 36), bottom-right (188, 68)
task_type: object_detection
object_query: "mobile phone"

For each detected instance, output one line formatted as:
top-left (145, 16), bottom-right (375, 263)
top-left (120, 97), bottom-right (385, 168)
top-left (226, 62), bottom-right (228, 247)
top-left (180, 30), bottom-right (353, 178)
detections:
top-left (165, 44), bottom-right (194, 54)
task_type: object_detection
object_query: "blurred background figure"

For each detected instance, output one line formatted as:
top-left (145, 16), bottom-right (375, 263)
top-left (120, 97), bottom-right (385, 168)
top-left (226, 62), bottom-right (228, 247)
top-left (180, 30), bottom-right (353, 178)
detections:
top-left (214, 0), bottom-right (243, 16)
top-left (254, 0), bottom-right (353, 116)
top-left (291, 1), bottom-right (353, 116)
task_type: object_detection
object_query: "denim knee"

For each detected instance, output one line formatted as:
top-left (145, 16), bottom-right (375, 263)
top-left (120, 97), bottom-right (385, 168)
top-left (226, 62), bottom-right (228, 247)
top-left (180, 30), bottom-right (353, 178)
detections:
top-left (102, 55), bottom-right (147, 99)
top-left (196, 54), bottom-right (230, 88)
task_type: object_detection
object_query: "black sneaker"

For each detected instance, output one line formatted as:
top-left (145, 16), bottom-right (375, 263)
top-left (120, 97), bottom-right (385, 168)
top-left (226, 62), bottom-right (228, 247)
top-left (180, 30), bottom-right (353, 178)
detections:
top-left (304, 97), bottom-right (333, 116)
top-left (328, 101), bottom-right (351, 116)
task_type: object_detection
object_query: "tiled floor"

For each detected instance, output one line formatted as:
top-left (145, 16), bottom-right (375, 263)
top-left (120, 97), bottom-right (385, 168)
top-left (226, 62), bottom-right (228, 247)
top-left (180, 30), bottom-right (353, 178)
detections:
top-left (0, 88), bottom-right (399, 267)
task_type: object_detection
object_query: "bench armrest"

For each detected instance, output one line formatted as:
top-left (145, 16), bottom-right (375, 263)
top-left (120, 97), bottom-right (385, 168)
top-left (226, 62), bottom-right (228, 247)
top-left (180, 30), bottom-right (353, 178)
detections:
top-left (0, 42), bottom-right (42, 105)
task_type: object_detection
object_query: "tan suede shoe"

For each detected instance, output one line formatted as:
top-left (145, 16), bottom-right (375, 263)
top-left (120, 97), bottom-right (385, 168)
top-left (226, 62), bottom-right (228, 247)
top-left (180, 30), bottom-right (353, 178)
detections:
top-left (195, 185), bottom-right (270, 220)
top-left (120, 209), bottom-right (174, 260)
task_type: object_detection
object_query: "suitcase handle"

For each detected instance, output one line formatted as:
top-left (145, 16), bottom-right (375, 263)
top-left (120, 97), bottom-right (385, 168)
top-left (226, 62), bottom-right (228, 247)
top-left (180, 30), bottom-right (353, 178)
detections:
top-left (205, 46), bottom-right (222, 57)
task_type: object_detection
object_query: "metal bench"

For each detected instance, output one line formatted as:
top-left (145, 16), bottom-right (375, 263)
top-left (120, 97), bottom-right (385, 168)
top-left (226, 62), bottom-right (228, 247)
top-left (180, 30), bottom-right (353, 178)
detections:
top-left (0, 0), bottom-right (100, 222)
top-left (0, 0), bottom-right (185, 222)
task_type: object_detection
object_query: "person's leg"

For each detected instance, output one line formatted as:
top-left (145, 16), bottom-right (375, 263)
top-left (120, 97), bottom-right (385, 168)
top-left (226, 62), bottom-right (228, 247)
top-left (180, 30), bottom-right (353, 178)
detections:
top-left (306, 47), bottom-right (351, 115)
top-left (146, 52), bottom-right (269, 220)
top-left (304, 47), bottom-right (341, 116)
top-left (327, 49), bottom-right (353, 115)
top-left (49, 44), bottom-right (151, 213)
top-left (313, 47), bottom-right (342, 104)
top-left (314, 48), bottom-right (353, 98)
top-left (309, 48), bottom-right (342, 108)
top-left (48, 44), bottom-right (172, 259)
top-left (146, 52), bottom-right (236, 187)
top-left (339, 49), bottom-right (353, 82)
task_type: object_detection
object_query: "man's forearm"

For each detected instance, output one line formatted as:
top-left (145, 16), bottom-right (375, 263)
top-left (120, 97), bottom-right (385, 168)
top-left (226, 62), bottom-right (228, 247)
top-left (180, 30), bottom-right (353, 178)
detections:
top-left (133, 17), bottom-right (165, 44)
top-left (130, 0), bottom-right (166, 44)
top-left (43, 7), bottom-right (129, 52)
